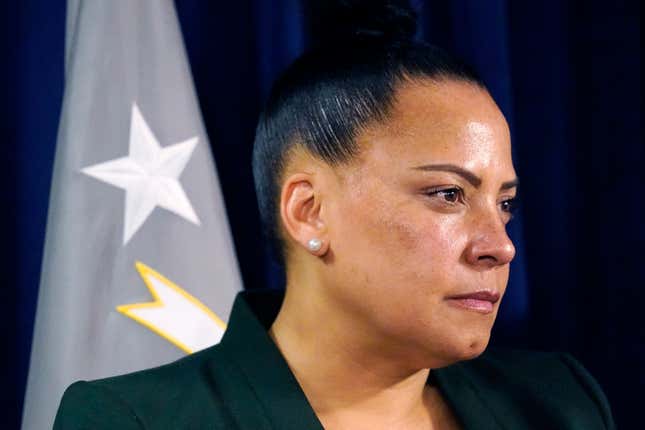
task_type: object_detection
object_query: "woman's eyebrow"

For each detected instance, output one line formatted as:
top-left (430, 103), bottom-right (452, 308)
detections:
top-left (411, 163), bottom-right (520, 190)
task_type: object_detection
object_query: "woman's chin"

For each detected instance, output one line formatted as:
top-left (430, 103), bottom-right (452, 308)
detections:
top-left (427, 332), bottom-right (492, 368)
top-left (459, 340), bottom-right (489, 360)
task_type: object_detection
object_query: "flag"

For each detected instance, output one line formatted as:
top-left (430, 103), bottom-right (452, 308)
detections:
top-left (21, 1), bottom-right (243, 428)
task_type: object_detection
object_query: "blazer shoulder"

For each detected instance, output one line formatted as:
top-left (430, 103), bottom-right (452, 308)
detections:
top-left (557, 351), bottom-right (616, 429)
top-left (54, 344), bottom-right (237, 429)
top-left (458, 347), bottom-right (616, 430)
top-left (54, 380), bottom-right (144, 429)
top-left (87, 343), bottom-right (222, 393)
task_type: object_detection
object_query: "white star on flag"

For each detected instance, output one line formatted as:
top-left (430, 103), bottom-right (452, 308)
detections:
top-left (81, 103), bottom-right (201, 244)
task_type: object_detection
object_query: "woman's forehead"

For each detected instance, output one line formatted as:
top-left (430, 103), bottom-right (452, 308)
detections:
top-left (349, 80), bottom-right (514, 179)
top-left (385, 79), bottom-right (507, 138)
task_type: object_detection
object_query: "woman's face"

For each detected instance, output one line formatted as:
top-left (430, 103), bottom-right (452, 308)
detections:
top-left (321, 79), bottom-right (518, 368)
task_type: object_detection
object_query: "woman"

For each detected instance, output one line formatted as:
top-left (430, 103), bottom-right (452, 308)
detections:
top-left (55, 1), bottom-right (615, 429)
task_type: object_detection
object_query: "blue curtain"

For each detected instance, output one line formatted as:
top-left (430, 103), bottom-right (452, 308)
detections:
top-left (2, 0), bottom-right (640, 428)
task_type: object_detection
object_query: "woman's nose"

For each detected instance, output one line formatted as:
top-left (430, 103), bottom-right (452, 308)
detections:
top-left (463, 211), bottom-right (516, 269)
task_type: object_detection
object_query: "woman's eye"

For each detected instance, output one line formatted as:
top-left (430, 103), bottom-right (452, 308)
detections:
top-left (423, 188), bottom-right (520, 221)
top-left (425, 187), bottom-right (464, 204)
top-left (500, 197), bottom-right (520, 220)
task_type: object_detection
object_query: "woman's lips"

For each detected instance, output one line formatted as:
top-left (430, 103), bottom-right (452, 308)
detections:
top-left (445, 291), bottom-right (500, 314)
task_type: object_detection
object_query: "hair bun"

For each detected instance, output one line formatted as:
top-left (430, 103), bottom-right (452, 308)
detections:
top-left (305, 0), bottom-right (418, 47)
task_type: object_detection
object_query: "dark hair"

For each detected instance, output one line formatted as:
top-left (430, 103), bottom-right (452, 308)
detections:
top-left (252, 0), bottom-right (485, 267)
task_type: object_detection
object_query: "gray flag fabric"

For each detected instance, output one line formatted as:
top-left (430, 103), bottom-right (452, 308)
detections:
top-left (22, 1), bottom-right (243, 428)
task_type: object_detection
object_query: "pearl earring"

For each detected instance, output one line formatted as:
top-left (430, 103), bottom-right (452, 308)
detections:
top-left (307, 238), bottom-right (323, 252)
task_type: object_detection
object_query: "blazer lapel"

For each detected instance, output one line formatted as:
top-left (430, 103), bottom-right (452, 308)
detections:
top-left (433, 363), bottom-right (504, 430)
top-left (212, 291), bottom-right (325, 430)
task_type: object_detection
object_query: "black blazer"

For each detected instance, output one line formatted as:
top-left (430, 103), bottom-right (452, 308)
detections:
top-left (54, 290), bottom-right (616, 429)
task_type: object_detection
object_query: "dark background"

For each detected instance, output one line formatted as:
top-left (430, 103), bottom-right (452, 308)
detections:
top-left (2, 0), bottom-right (641, 428)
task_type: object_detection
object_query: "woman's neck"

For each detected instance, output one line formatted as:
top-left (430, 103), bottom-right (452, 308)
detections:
top-left (268, 283), bottom-right (441, 429)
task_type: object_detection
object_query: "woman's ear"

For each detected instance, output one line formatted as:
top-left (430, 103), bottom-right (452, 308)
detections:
top-left (279, 172), bottom-right (329, 257)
